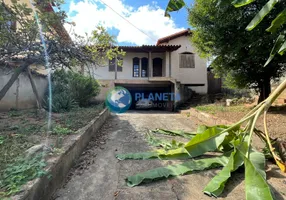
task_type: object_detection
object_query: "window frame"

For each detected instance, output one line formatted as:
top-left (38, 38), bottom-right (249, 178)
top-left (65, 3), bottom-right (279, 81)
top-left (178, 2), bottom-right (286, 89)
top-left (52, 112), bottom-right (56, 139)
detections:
top-left (133, 57), bottom-right (140, 77)
top-left (108, 57), bottom-right (123, 72)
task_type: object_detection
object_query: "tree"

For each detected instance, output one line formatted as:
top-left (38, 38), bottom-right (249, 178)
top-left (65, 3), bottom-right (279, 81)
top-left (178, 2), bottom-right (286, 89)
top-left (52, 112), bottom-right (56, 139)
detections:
top-left (185, 0), bottom-right (286, 102)
top-left (0, 0), bottom-right (123, 107)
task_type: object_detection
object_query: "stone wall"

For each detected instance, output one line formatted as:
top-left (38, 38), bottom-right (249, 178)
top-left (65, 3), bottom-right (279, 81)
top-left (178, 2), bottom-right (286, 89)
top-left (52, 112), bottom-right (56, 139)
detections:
top-left (0, 68), bottom-right (48, 111)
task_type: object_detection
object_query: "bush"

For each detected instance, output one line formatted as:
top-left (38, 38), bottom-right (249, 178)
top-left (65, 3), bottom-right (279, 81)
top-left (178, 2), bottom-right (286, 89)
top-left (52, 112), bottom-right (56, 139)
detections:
top-left (68, 72), bottom-right (100, 107)
top-left (49, 91), bottom-right (78, 113)
top-left (44, 70), bottom-right (100, 112)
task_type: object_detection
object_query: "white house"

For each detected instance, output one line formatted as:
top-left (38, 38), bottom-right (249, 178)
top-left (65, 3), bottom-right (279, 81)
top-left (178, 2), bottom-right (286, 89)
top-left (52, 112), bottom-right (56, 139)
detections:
top-left (90, 29), bottom-right (208, 110)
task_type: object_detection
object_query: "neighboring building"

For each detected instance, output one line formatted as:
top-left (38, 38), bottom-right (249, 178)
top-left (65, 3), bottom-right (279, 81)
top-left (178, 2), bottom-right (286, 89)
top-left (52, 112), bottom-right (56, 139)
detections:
top-left (0, 0), bottom-right (69, 111)
top-left (91, 29), bottom-right (208, 110)
top-left (2, 0), bottom-right (70, 41)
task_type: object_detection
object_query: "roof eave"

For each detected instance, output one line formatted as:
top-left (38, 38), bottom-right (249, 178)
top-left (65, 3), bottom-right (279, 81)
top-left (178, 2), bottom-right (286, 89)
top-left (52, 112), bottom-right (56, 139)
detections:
top-left (156, 29), bottom-right (192, 45)
top-left (118, 45), bottom-right (181, 52)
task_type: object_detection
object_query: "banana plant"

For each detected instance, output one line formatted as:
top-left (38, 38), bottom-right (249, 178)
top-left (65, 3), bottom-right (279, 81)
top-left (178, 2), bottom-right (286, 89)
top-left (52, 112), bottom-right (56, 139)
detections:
top-left (115, 1), bottom-right (286, 199)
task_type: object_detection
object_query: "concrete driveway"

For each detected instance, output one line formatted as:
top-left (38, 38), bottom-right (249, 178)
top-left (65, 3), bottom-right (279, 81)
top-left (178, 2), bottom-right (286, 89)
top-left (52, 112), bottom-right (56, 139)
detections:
top-left (54, 111), bottom-right (285, 200)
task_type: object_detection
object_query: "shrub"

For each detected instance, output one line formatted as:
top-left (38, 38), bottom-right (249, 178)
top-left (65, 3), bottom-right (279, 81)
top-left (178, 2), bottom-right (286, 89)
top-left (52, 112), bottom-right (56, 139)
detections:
top-left (68, 72), bottom-right (100, 107)
top-left (48, 91), bottom-right (78, 113)
top-left (44, 70), bottom-right (100, 112)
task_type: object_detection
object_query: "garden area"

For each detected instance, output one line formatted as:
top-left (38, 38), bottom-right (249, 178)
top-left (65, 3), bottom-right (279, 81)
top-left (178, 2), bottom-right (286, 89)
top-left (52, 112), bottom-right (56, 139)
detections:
top-left (0, 70), bottom-right (104, 197)
top-left (195, 103), bottom-right (286, 141)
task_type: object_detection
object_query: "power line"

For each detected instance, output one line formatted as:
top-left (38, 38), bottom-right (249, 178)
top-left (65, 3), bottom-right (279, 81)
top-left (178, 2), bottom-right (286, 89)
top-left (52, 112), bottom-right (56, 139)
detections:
top-left (90, 0), bottom-right (157, 42)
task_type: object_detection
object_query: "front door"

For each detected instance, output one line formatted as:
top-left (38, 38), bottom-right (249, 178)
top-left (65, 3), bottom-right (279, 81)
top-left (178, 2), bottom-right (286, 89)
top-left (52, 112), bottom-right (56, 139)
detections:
top-left (153, 58), bottom-right (162, 77)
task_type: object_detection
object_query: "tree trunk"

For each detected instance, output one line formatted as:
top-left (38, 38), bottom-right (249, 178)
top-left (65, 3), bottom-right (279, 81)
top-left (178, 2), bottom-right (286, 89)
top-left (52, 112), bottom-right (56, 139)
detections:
top-left (258, 78), bottom-right (271, 103)
top-left (27, 66), bottom-right (42, 109)
top-left (0, 63), bottom-right (30, 101)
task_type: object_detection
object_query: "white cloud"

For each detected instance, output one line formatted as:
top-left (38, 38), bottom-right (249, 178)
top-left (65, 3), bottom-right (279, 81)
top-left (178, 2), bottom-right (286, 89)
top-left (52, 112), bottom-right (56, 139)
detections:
top-left (64, 0), bottom-right (185, 45)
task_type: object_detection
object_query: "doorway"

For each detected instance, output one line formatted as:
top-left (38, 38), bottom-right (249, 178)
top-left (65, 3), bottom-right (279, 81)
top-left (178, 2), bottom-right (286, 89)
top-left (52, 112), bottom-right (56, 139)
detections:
top-left (153, 58), bottom-right (162, 77)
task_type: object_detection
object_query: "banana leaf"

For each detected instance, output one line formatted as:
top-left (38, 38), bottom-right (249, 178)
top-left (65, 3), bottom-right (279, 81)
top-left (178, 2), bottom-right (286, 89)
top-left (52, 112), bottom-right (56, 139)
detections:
top-left (152, 128), bottom-right (195, 139)
top-left (165, 0), bottom-right (185, 17)
top-left (266, 9), bottom-right (286, 33)
top-left (264, 34), bottom-right (285, 66)
top-left (232, 0), bottom-right (255, 7)
top-left (246, 0), bottom-right (278, 31)
top-left (196, 125), bottom-right (209, 134)
top-left (184, 126), bottom-right (229, 157)
top-left (126, 156), bottom-right (229, 187)
top-left (146, 133), bottom-right (184, 150)
top-left (116, 147), bottom-right (189, 160)
top-left (278, 41), bottom-right (286, 56)
top-left (204, 143), bottom-right (244, 197)
top-left (238, 148), bottom-right (274, 200)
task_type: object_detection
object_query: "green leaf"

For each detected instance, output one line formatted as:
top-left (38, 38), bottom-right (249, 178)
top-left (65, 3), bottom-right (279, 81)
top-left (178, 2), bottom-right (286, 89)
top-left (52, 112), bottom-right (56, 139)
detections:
top-left (126, 156), bottom-right (229, 187)
top-left (184, 126), bottom-right (229, 157)
top-left (218, 126), bottom-right (241, 151)
top-left (232, 0), bottom-right (255, 8)
top-left (165, 0), bottom-right (186, 17)
top-left (265, 34), bottom-right (285, 66)
top-left (238, 148), bottom-right (274, 200)
top-left (266, 9), bottom-right (286, 33)
top-left (196, 125), bottom-right (209, 134)
top-left (246, 0), bottom-right (279, 31)
top-left (116, 147), bottom-right (189, 160)
top-left (146, 132), bottom-right (184, 150)
top-left (116, 152), bottom-right (159, 160)
top-left (152, 128), bottom-right (195, 139)
top-left (204, 147), bottom-right (244, 197)
top-left (278, 41), bottom-right (286, 55)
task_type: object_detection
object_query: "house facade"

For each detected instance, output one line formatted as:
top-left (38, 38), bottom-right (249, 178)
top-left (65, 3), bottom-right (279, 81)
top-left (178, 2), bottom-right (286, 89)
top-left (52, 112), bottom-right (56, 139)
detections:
top-left (92, 29), bottom-right (208, 110)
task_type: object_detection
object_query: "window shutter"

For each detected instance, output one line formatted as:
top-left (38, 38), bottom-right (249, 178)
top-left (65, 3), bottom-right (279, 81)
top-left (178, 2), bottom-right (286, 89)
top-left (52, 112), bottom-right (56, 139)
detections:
top-left (186, 55), bottom-right (191, 68)
top-left (188, 54), bottom-right (195, 68)
top-left (180, 53), bottom-right (195, 68)
top-left (180, 54), bottom-right (187, 68)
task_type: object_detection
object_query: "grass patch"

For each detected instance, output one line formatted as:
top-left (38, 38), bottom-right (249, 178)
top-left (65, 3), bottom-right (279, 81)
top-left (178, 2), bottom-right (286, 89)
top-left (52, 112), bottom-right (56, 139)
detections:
top-left (58, 104), bottom-right (105, 130)
top-left (195, 104), bottom-right (251, 114)
top-left (0, 135), bottom-right (36, 171)
top-left (52, 125), bottom-right (73, 135)
top-left (0, 103), bottom-right (105, 197)
top-left (0, 153), bottom-right (47, 197)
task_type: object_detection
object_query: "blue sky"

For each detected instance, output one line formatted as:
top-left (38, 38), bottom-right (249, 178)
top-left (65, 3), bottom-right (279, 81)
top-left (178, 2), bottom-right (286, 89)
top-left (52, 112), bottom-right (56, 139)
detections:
top-left (60, 0), bottom-right (194, 46)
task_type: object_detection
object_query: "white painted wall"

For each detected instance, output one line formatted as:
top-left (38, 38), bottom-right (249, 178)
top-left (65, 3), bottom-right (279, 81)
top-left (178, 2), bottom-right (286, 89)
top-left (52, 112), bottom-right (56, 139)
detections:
top-left (161, 36), bottom-right (208, 94)
top-left (91, 52), bottom-right (165, 80)
top-left (0, 68), bottom-right (48, 111)
top-left (89, 35), bottom-right (207, 94)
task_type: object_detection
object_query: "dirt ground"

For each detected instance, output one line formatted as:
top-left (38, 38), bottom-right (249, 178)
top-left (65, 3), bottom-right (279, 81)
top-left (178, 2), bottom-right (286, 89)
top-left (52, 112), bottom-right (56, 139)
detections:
top-left (0, 105), bottom-right (103, 173)
top-left (197, 105), bottom-right (286, 141)
top-left (53, 111), bottom-right (286, 200)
